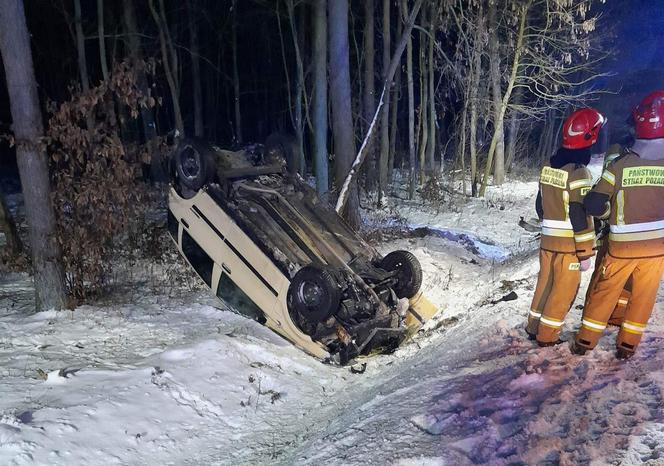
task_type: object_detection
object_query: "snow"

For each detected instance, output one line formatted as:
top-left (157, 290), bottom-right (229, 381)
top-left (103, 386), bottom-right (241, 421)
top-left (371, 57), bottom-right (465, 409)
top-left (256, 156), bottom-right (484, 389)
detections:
top-left (3, 175), bottom-right (664, 465)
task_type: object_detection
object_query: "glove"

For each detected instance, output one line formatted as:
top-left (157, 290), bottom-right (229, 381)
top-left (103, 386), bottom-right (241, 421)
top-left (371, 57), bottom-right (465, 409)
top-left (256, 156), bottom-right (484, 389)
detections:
top-left (580, 258), bottom-right (592, 272)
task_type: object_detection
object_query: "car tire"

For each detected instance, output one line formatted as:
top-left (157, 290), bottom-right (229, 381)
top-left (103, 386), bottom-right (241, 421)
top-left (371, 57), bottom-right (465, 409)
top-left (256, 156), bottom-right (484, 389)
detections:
top-left (287, 266), bottom-right (341, 323)
top-left (174, 139), bottom-right (214, 194)
top-left (381, 250), bottom-right (422, 299)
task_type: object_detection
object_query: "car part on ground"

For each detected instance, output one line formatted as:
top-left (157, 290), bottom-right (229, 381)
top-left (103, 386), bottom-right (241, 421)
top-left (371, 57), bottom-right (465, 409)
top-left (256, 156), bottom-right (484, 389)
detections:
top-left (168, 138), bottom-right (438, 364)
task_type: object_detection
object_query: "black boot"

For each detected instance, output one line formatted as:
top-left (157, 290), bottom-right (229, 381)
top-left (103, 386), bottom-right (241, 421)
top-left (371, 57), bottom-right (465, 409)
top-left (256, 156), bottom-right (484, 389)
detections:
top-left (616, 348), bottom-right (634, 360)
top-left (537, 339), bottom-right (565, 348)
top-left (570, 341), bottom-right (588, 355)
top-left (526, 330), bottom-right (537, 341)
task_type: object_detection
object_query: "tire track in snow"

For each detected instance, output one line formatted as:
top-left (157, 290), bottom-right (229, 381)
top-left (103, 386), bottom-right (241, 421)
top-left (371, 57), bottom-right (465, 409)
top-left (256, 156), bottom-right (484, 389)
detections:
top-left (275, 277), bottom-right (664, 466)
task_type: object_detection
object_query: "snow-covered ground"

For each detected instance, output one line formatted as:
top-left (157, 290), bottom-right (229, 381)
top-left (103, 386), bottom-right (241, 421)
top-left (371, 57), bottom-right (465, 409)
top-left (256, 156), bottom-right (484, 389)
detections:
top-left (2, 176), bottom-right (664, 465)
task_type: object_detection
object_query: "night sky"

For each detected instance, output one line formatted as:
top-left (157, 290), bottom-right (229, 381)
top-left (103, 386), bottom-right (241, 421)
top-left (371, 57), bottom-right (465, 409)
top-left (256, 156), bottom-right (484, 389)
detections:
top-left (597, 0), bottom-right (664, 141)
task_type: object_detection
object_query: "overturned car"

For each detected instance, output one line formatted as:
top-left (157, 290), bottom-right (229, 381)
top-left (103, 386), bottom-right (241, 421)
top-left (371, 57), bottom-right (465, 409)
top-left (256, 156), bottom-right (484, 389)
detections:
top-left (167, 138), bottom-right (436, 364)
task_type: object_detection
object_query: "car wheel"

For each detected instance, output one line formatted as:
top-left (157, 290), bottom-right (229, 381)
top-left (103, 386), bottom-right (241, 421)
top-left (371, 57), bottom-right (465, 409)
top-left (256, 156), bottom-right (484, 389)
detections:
top-left (287, 266), bottom-right (341, 323)
top-left (174, 139), bottom-right (213, 194)
top-left (381, 250), bottom-right (422, 299)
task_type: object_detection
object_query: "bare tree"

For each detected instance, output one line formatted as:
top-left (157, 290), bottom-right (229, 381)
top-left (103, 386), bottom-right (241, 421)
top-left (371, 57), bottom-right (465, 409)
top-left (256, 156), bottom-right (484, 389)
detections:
top-left (74, 0), bottom-right (90, 91)
top-left (426, 1), bottom-right (437, 173)
top-left (416, 11), bottom-right (428, 185)
top-left (285, 0), bottom-right (307, 175)
top-left (328, 0), bottom-right (360, 228)
top-left (97, 0), bottom-right (109, 81)
top-left (488, 0), bottom-right (505, 185)
top-left (478, 2), bottom-right (528, 197)
top-left (377, 0), bottom-right (391, 203)
top-left (149, 0), bottom-right (184, 135)
top-left (0, 0), bottom-right (67, 311)
top-left (122, 0), bottom-right (159, 178)
top-left (388, 9), bottom-right (403, 183)
top-left (187, 0), bottom-right (204, 137)
top-left (231, 0), bottom-right (242, 143)
top-left (312, 0), bottom-right (328, 195)
top-left (402, 0), bottom-right (416, 199)
top-left (363, 0), bottom-right (376, 188)
top-left (335, 0), bottom-right (424, 213)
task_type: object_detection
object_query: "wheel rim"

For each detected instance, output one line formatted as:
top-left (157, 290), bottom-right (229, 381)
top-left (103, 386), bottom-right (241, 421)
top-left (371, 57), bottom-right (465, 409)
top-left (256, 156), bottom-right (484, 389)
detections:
top-left (298, 281), bottom-right (323, 310)
top-left (180, 147), bottom-right (201, 180)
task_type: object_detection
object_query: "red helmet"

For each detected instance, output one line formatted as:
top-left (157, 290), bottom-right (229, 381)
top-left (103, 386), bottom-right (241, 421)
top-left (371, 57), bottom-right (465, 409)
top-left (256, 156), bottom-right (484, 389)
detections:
top-left (561, 108), bottom-right (606, 149)
top-left (632, 91), bottom-right (664, 139)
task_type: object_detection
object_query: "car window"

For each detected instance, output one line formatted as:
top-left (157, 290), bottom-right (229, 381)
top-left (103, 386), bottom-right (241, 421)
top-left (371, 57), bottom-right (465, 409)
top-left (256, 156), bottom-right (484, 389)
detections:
top-left (167, 210), bottom-right (179, 240)
top-left (181, 230), bottom-right (213, 286)
top-left (216, 273), bottom-right (266, 324)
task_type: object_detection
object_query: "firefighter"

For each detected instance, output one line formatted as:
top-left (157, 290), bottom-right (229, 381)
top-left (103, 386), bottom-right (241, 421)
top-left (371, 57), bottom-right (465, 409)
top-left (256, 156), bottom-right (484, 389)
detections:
top-left (585, 143), bottom-right (632, 328)
top-left (526, 108), bottom-right (605, 346)
top-left (574, 91), bottom-right (664, 359)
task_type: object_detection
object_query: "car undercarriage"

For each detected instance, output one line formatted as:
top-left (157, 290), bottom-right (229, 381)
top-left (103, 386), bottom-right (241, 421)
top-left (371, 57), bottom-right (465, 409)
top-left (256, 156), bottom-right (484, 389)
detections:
top-left (168, 138), bottom-right (437, 363)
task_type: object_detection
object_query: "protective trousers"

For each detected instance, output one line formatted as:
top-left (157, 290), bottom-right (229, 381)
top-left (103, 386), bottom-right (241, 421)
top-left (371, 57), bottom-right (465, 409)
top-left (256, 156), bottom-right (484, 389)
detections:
top-left (576, 254), bottom-right (664, 354)
top-left (527, 250), bottom-right (581, 344)
top-left (586, 243), bottom-right (632, 326)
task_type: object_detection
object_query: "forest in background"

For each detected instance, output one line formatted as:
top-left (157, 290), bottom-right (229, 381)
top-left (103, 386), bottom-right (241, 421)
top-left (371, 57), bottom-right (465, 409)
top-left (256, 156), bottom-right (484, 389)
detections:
top-left (0, 0), bottom-right (611, 310)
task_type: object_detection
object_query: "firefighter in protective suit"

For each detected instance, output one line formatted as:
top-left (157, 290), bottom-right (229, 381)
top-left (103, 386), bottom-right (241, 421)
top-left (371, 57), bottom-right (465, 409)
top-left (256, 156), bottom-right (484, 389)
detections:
top-left (526, 108), bottom-right (604, 346)
top-left (586, 143), bottom-right (632, 328)
top-left (574, 91), bottom-right (664, 359)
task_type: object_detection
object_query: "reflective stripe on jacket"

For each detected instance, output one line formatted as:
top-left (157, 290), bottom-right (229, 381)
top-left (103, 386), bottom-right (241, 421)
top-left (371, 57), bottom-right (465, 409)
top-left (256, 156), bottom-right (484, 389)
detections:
top-left (539, 162), bottom-right (596, 257)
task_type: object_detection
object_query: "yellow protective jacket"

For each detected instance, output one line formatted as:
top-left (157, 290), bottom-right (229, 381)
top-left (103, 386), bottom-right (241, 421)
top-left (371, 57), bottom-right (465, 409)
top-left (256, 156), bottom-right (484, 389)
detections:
top-left (588, 151), bottom-right (664, 258)
top-left (538, 162), bottom-right (596, 259)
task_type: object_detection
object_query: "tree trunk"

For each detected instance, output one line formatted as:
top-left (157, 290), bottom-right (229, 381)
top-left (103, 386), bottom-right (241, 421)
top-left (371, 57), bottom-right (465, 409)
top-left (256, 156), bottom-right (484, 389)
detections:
top-left (0, 193), bottom-right (21, 255)
top-left (488, 0), bottom-right (505, 186)
top-left (123, 0), bottom-right (155, 141)
top-left (504, 87), bottom-right (523, 171)
top-left (149, 0), bottom-right (184, 135)
top-left (458, 105), bottom-right (468, 195)
top-left (312, 0), bottom-right (328, 195)
top-left (537, 113), bottom-right (551, 161)
top-left (328, 0), bottom-right (360, 229)
top-left (286, 0), bottom-right (306, 175)
top-left (479, 4), bottom-right (527, 197)
top-left (546, 116), bottom-right (563, 161)
top-left (505, 111), bottom-right (520, 171)
top-left (231, 0), bottom-right (242, 143)
top-left (388, 11), bottom-right (403, 182)
top-left (417, 19), bottom-right (428, 186)
top-left (377, 0), bottom-right (391, 202)
top-left (363, 0), bottom-right (376, 189)
top-left (74, 0), bottom-right (90, 91)
top-left (187, 0), bottom-right (204, 137)
top-left (0, 0), bottom-right (67, 311)
top-left (97, 0), bottom-right (109, 81)
top-left (402, 0), bottom-right (416, 199)
top-left (468, 13), bottom-right (483, 197)
top-left (426, 2), bottom-right (437, 173)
